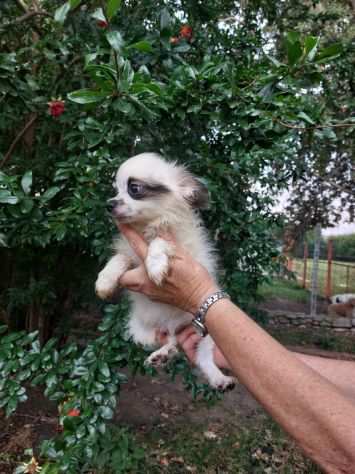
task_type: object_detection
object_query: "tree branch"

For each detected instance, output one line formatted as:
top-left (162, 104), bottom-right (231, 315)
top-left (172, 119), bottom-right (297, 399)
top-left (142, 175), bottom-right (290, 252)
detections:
top-left (275, 119), bottom-right (355, 131)
top-left (1, 114), bottom-right (38, 169)
top-left (6, 10), bottom-right (51, 27)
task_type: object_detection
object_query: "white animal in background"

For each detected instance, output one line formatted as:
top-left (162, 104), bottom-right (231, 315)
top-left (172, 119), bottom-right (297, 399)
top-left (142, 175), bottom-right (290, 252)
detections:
top-left (95, 153), bottom-right (236, 391)
top-left (330, 293), bottom-right (355, 304)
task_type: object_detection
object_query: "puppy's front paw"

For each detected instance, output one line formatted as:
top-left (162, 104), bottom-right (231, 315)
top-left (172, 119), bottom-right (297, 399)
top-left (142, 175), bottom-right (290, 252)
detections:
top-left (145, 253), bottom-right (169, 286)
top-left (145, 237), bottom-right (174, 286)
top-left (95, 273), bottom-right (118, 300)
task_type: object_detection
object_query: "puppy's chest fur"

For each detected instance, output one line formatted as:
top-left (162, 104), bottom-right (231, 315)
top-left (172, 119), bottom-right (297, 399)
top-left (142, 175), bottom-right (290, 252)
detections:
top-left (116, 220), bottom-right (216, 276)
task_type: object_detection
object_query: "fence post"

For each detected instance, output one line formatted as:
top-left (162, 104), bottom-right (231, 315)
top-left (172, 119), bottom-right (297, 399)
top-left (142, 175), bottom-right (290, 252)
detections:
top-left (310, 223), bottom-right (321, 317)
top-left (302, 242), bottom-right (308, 288)
top-left (325, 239), bottom-right (333, 299)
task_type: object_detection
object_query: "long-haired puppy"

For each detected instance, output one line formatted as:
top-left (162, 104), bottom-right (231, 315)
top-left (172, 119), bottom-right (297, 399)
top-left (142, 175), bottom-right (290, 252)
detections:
top-left (330, 293), bottom-right (355, 304)
top-left (95, 153), bottom-right (235, 391)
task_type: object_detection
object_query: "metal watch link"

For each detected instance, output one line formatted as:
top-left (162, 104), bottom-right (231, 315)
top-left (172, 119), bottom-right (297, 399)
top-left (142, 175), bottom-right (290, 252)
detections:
top-left (192, 290), bottom-right (230, 337)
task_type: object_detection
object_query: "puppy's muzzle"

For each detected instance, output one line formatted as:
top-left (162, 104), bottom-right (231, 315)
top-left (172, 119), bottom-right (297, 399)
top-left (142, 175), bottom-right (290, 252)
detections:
top-left (106, 198), bottom-right (123, 213)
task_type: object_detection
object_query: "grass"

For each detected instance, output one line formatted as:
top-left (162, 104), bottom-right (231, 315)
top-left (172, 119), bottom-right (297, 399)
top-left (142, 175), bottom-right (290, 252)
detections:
top-left (269, 327), bottom-right (355, 354)
top-left (137, 417), bottom-right (321, 473)
top-left (293, 258), bottom-right (355, 297)
top-left (258, 278), bottom-right (309, 303)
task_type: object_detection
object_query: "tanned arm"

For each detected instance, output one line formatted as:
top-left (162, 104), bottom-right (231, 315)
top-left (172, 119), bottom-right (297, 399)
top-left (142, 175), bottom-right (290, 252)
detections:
top-left (118, 224), bottom-right (355, 474)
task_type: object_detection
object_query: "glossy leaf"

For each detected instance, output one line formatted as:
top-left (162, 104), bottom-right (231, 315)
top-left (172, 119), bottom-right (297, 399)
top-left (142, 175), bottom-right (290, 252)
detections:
top-left (0, 190), bottom-right (18, 204)
top-left (105, 30), bottom-right (124, 53)
top-left (21, 171), bottom-right (32, 194)
top-left (106, 0), bottom-right (121, 20)
top-left (41, 187), bottom-right (60, 202)
top-left (54, 2), bottom-right (70, 24)
top-left (67, 89), bottom-right (111, 104)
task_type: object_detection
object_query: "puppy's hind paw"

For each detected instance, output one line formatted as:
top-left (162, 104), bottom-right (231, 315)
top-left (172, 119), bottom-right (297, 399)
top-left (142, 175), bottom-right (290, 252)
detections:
top-left (144, 353), bottom-right (169, 368)
top-left (211, 375), bottom-right (237, 393)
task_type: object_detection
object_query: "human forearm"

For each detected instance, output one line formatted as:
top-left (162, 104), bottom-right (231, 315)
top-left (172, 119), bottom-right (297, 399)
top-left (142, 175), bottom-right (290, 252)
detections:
top-left (295, 353), bottom-right (355, 404)
top-left (213, 348), bottom-right (355, 404)
top-left (206, 299), bottom-right (355, 473)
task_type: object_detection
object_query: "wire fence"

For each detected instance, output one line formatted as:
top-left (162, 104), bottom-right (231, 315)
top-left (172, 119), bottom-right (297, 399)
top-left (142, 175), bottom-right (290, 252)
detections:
top-left (291, 258), bottom-right (355, 298)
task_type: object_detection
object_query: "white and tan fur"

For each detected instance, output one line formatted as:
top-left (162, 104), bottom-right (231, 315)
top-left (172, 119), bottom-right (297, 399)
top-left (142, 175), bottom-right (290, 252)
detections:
top-left (95, 153), bottom-right (235, 391)
top-left (330, 293), bottom-right (355, 304)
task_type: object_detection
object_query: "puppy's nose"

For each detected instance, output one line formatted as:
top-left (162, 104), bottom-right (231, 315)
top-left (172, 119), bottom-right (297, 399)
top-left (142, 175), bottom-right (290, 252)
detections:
top-left (106, 199), bottom-right (122, 212)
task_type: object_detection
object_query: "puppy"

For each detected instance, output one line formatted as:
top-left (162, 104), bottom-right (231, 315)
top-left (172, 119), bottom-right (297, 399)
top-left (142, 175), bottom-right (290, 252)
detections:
top-left (327, 298), bottom-right (355, 319)
top-left (95, 153), bottom-right (236, 391)
top-left (330, 293), bottom-right (355, 304)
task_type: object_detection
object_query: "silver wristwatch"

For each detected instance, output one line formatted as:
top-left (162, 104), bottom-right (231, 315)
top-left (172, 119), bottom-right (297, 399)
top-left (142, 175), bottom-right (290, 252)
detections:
top-left (192, 290), bottom-right (230, 337)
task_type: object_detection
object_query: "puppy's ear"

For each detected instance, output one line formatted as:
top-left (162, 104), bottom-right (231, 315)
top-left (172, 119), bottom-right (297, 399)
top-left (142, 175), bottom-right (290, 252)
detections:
top-left (179, 171), bottom-right (209, 209)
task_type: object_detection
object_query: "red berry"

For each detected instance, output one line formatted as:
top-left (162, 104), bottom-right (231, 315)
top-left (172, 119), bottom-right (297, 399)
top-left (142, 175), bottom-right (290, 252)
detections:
top-left (48, 100), bottom-right (65, 117)
top-left (67, 408), bottom-right (80, 417)
top-left (180, 25), bottom-right (193, 40)
top-left (97, 20), bottom-right (108, 28)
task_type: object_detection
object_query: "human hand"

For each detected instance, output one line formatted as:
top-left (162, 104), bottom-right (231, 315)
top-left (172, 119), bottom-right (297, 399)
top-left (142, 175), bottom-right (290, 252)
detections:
top-left (156, 326), bottom-right (230, 370)
top-left (117, 223), bottom-right (218, 314)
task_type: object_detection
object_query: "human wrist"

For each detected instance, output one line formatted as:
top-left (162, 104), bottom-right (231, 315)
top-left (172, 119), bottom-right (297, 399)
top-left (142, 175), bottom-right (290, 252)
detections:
top-left (187, 282), bottom-right (220, 315)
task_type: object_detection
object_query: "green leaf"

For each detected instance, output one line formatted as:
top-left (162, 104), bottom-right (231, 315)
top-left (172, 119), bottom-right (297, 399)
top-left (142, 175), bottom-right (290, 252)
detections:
top-left (297, 111), bottom-right (315, 125)
top-left (41, 187), bottom-right (60, 202)
top-left (21, 171), bottom-right (32, 194)
top-left (0, 190), bottom-right (18, 204)
top-left (20, 198), bottom-right (34, 214)
top-left (85, 64), bottom-right (117, 88)
top-left (67, 89), bottom-right (111, 104)
top-left (315, 43), bottom-right (343, 63)
top-left (69, 0), bottom-right (81, 8)
top-left (91, 7), bottom-right (106, 23)
top-left (303, 36), bottom-right (319, 61)
top-left (285, 33), bottom-right (302, 66)
top-left (119, 60), bottom-right (134, 91)
top-left (160, 8), bottom-right (171, 33)
top-left (98, 361), bottom-right (110, 378)
top-left (54, 2), bottom-right (70, 24)
top-left (127, 41), bottom-right (153, 53)
top-left (99, 406), bottom-right (113, 419)
top-left (106, 0), bottom-right (121, 20)
top-left (0, 233), bottom-right (7, 247)
top-left (106, 30), bottom-right (124, 53)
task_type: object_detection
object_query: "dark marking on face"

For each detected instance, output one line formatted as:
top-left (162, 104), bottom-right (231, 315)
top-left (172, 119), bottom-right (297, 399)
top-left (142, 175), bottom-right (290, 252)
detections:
top-left (127, 178), bottom-right (170, 200)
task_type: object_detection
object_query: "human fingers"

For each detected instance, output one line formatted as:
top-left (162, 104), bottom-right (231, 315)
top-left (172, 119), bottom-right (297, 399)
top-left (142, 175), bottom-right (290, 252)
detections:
top-left (117, 223), bottom-right (148, 260)
top-left (176, 325), bottom-right (197, 346)
top-left (119, 266), bottom-right (147, 291)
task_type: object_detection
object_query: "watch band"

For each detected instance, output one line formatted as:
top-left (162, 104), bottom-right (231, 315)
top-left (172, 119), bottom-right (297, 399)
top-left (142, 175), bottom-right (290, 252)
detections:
top-left (192, 290), bottom-right (230, 337)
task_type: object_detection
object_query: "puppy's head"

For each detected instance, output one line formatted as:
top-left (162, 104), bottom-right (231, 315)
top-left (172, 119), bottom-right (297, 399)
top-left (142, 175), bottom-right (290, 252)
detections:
top-left (107, 153), bottom-right (208, 224)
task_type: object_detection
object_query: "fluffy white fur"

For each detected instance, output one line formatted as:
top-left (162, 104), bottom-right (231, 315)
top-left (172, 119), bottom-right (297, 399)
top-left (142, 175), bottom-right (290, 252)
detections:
top-left (330, 293), bottom-right (355, 304)
top-left (95, 153), bottom-right (235, 391)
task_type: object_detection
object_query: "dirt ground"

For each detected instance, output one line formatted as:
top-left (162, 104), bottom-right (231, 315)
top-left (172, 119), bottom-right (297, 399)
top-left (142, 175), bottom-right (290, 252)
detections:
top-left (0, 370), bottom-right (262, 474)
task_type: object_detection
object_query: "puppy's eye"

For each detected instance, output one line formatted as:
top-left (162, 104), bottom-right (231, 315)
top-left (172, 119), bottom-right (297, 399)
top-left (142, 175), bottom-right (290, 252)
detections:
top-left (128, 180), bottom-right (144, 199)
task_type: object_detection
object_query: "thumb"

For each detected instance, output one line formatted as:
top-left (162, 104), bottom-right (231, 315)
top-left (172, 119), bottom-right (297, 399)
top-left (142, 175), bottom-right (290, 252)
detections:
top-left (117, 223), bottom-right (148, 261)
top-left (119, 266), bottom-right (147, 292)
